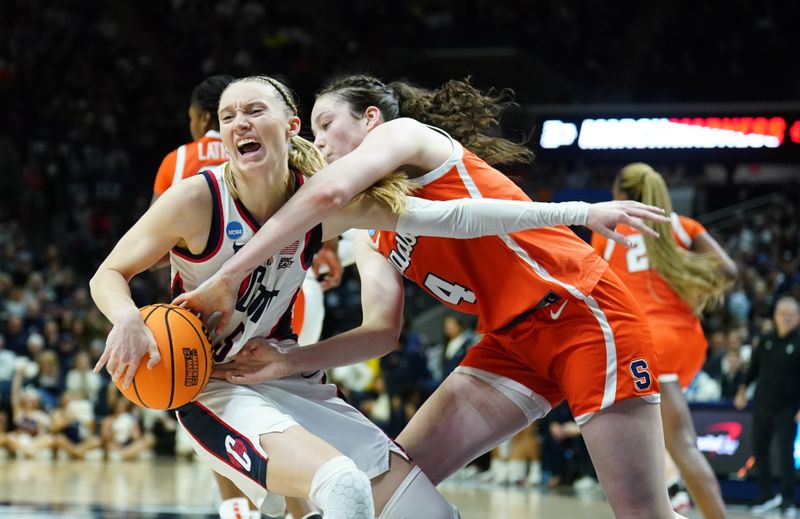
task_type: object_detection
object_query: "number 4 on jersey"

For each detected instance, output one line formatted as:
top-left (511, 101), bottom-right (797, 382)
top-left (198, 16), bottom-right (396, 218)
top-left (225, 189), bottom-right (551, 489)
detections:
top-left (423, 273), bottom-right (476, 305)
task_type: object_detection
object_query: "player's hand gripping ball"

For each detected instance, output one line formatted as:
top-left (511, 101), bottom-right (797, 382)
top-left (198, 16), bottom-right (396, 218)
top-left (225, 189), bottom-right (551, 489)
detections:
top-left (115, 304), bottom-right (212, 410)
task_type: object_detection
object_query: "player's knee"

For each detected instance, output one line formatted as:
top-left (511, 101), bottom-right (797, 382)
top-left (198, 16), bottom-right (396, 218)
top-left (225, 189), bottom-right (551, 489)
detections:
top-left (379, 466), bottom-right (460, 519)
top-left (308, 455), bottom-right (374, 519)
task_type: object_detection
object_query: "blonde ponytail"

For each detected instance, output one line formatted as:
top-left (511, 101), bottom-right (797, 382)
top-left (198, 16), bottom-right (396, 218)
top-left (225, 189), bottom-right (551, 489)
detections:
top-left (616, 163), bottom-right (733, 313)
top-left (288, 135), bottom-right (326, 177)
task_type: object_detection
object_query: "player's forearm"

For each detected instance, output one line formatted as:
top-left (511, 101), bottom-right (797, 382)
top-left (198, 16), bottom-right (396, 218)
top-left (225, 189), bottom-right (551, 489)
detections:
top-left (89, 269), bottom-right (140, 324)
top-left (397, 197), bottom-right (590, 238)
top-left (286, 325), bottom-right (401, 375)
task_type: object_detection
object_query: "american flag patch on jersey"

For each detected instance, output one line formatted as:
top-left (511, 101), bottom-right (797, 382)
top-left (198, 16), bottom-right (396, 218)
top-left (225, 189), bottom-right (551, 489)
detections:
top-left (280, 241), bottom-right (300, 255)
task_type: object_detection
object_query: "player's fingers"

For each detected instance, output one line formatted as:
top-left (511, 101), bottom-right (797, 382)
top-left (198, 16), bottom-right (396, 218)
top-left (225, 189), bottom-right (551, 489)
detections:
top-left (121, 363), bottom-right (137, 389)
top-left (216, 311), bottom-right (231, 337)
top-left (204, 312), bottom-right (222, 334)
top-left (212, 364), bottom-right (235, 378)
top-left (626, 205), bottom-right (669, 223)
top-left (146, 342), bottom-right (161, 369)
top-left (227, 371), bottom-right (260, 385)
top-left (600, 227), bottom-right (634, 248)
top-left (110, 360), bottom-right (127, 383)
top-left (94, 349), bottom-right (111, 373)
top-left (627, 217), bottom-right (660, 238)
top-left (171, 292), bottom-right (190, 307)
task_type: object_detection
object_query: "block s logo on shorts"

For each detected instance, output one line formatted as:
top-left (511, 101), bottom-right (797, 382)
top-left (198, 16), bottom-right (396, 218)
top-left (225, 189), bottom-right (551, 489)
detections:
top-left (225, 435), bottom-right (252, 471)
top-left (629, 359), bottom-right (652, 392)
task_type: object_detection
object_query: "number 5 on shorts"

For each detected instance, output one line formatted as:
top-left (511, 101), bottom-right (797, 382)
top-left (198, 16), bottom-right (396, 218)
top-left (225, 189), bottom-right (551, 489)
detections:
top-left (629, 359), bottom-right (652, 391)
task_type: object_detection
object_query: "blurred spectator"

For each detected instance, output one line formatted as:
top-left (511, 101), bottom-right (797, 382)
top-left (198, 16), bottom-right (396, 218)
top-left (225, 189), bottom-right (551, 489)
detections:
top-left (718, 347), bottom-right (746, 400)
top-left (32, 350), bottom-right (62, 410)
top-left (140, 410), bottom-right (178, 457)
top-left (431, 315), bottom-right (478, 382)
top-left (65, 350), bottom-right (102, 404)
top-left (702, 330), bottom-right (727, 379)
top-left (3, 314), bottom-right (28, 356)
top-left (5, 362), bottom-right (54, 459)
top-left (51, 390), bottom-right (101, 460)
top-left (101, 387), bottom-right (154, 461)
top-left (539, 402), bottom-right (597, 490)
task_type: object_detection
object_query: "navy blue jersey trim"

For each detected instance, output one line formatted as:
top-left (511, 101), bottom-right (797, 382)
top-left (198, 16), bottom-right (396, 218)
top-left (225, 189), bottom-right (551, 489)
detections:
top-left (176, 401), bottom-right (268, 488)
top-left (171, 171), bottom-right (224, 262)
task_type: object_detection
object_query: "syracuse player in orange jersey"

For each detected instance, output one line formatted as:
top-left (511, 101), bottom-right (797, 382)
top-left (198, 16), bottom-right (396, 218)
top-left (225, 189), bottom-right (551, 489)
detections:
top-left (176, 76), bottom-right (684, 519)
top-left (592, 163), bottom-right (737, 519)
top-left (152, 75), bottom-right (234, 204)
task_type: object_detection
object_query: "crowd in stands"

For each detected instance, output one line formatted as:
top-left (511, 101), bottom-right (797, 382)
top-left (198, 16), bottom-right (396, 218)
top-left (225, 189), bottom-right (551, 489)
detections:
top-left (1, 0), bottom-right (799, 496)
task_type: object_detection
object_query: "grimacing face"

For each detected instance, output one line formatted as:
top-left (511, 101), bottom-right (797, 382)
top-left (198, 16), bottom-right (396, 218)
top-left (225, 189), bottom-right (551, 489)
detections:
top-left (217, 81), bottom-right (299, 176)
top-left (311, 94), bottom-right (372, 164)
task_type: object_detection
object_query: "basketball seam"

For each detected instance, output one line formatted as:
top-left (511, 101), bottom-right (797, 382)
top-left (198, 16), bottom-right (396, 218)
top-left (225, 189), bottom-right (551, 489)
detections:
top-left (165, 307), bottom-right (176, 410)
top-left (134, 305), bottom-right (163, 409)
top-left (168, 308), bottom-right (212, 396)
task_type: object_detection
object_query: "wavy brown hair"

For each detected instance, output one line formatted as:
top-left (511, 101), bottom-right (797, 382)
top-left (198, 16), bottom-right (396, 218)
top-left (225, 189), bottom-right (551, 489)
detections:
top-left (319, 75), bottom-right (534, 167)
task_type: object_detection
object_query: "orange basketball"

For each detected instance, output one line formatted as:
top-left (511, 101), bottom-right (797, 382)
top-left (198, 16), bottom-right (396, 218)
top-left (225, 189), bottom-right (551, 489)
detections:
top-left (115, 304), bottom-right (213, 410)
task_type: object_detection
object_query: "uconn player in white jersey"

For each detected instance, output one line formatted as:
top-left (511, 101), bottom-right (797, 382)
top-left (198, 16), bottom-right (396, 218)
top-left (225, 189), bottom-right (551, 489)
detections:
top-left (90, 76), bottom-right (626, 519)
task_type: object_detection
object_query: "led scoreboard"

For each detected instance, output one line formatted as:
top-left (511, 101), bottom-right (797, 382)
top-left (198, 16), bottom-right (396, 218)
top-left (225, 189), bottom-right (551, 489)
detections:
top-left (531, 106), bottom-right (800, 163)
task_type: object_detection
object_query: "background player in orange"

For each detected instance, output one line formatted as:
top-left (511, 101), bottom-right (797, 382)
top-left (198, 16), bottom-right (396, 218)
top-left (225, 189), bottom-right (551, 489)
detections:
top-left (152, 75), bottom-right (234, 204)
top-left (592, 163), bottom-right (737, 519)
top-left (177, 75), bottom-right (683, 518)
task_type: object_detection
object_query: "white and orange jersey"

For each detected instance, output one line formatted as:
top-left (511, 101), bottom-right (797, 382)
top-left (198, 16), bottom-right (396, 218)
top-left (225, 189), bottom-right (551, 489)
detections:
top-left (591, 213), bottom-right (706, 329)
top-left (371, 129), bottom-right (607, 333)
top-left (170, 164), bottom-right (322, 362)
top-left (153, 130), bottom-right (229, 196)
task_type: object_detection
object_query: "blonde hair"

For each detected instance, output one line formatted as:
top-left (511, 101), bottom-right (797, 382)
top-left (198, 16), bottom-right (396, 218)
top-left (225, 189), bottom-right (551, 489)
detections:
top-left (615, 163), bottom-right (732, 313)
top-left (223, 75), bottom-right (412, 213)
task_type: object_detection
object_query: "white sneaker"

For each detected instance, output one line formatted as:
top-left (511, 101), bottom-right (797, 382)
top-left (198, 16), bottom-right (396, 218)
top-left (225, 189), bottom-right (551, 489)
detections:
top-left (526, 462), bottom-right (542, 486)
top-left (573, 476), bottom-right (600, 492)
top-left (784, 506), bottom-right (798, 518)
top-left (752, 495), bottom-right (782, 515)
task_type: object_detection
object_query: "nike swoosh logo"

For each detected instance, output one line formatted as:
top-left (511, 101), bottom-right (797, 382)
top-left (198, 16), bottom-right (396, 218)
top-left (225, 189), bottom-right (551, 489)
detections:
top-left (550, 301), bottom-right (568, 320)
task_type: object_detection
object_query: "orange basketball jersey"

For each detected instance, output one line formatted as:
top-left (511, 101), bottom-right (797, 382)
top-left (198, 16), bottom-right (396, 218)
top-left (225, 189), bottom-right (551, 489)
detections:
top-left (153, 130), bottom-right (229, 195)
top-left (591, 213), bottom-right (706, 329)
top-left (371, 136), bottom-right (607, 333)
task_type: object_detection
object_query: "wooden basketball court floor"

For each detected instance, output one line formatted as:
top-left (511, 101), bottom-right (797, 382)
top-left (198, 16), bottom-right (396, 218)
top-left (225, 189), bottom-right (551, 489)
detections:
top-left (0, 458), bottom-right (760, 518)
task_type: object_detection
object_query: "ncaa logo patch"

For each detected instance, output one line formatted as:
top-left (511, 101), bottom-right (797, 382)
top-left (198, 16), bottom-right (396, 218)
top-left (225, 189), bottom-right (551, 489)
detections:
top-left (226, 221), bottom-right (244, 240)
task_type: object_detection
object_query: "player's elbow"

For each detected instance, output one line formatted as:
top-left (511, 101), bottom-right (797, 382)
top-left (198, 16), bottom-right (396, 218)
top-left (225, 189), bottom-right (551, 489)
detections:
top-left (309, 184), bottom-right (351, 213)
top-left (723, 260), bottom-right (739, 280)
top-left (367, 317), bottom-right (403, 355)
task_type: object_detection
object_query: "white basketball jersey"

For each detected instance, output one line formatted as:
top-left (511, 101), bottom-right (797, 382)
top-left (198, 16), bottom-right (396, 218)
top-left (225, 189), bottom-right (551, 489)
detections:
top-left (169, 165), bottom-right (322, 363)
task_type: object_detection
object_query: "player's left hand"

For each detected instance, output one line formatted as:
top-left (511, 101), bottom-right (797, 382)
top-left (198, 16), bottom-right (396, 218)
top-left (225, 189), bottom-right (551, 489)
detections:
top-left (586, 200), bottom-right (669, 248)
top-left (212, 338), bottom-right (299, 384)
top-left (313, 239), bottom-right (343, 291)
top-left (172, 272), bottom-right (239, 337)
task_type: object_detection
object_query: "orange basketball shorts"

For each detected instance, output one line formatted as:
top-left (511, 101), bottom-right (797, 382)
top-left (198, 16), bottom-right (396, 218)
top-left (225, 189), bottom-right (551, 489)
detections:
top-left (460, 268), bottom-right (661, 425)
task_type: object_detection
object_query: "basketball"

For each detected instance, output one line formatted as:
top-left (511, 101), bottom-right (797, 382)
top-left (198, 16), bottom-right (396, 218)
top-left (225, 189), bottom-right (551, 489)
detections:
top-left (115, 304), bottom-right (213, 410)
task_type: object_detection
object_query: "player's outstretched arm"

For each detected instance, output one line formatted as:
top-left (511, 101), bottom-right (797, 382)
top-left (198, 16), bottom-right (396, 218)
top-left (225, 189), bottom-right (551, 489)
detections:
top-left (214, 231), bottom-right (405, 384)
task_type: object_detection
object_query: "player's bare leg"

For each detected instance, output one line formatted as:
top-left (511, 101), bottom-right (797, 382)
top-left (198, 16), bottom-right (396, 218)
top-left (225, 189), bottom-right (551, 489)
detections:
top-left (396, 372), bottom-right (531, 485)
top-left (580, 397), bottom-right (678, 519)
top-left (660, 380), bottom-right (727, 519)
